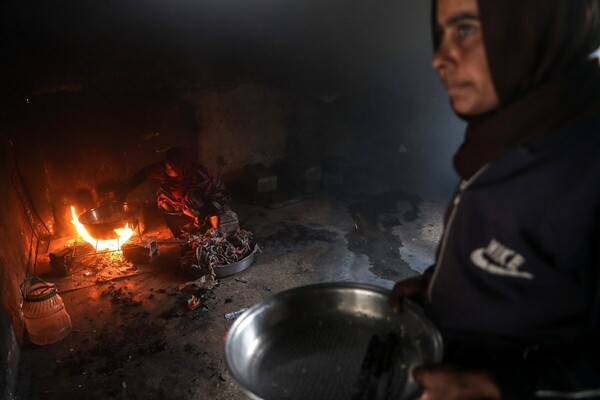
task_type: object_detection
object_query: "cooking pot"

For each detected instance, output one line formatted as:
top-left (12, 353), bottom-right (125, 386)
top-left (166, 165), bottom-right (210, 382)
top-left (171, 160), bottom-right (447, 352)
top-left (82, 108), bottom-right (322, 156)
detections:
top-left (78, 202), bottom-right (141, 240)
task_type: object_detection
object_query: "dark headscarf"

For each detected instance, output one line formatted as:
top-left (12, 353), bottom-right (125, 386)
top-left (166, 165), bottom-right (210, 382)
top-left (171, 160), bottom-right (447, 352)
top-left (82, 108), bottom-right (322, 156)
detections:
top-left (164, 146), bottom-right (198, 197)
top-left (434, 0), bottom-right (600, 180)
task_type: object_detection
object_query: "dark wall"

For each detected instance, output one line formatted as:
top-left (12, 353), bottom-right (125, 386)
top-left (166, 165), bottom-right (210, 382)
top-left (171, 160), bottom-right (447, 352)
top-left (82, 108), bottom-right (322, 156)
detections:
top-left (5, 0), bottom-right (421, 95)
top-left (4, 0), bottom-right (465, 200)
top-left (0, 128), bottom-right (34, 400)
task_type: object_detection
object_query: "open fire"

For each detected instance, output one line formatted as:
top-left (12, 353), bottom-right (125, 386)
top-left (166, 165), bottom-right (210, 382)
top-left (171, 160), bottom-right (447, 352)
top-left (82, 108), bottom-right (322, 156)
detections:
top-left (70, 206), bottom-right (134, 251)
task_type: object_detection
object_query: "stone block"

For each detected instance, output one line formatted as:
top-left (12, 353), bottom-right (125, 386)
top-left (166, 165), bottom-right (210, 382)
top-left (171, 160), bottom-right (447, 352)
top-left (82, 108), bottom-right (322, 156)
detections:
top-left (121, 237), bottom-right (158, 264)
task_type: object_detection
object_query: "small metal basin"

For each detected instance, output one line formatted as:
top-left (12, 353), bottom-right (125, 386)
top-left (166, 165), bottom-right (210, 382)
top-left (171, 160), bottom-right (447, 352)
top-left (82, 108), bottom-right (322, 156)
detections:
top-left (225, 282), bottom-right (443, 400)
top-left (215, 245), bottom-right (258, 278)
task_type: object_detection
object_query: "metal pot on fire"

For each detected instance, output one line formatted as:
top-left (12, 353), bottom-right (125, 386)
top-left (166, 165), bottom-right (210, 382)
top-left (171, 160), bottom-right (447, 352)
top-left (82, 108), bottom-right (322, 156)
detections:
top-left (77, 202), bottom-right (141, 240)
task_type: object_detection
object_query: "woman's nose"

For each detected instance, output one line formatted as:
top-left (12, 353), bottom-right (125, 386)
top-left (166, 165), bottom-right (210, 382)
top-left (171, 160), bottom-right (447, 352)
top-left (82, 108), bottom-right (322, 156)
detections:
top-left (431, 46), bottom-right (445, 71)
top-left (431, 39), bottom-right (452, 71)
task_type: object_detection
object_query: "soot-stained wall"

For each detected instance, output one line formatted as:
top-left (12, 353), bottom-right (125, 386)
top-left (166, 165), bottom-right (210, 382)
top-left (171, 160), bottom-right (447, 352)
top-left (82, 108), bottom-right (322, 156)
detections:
top-left (4, 0), bottom-right (464, 200)
top-left (3, 86), bottom-right (308, 238)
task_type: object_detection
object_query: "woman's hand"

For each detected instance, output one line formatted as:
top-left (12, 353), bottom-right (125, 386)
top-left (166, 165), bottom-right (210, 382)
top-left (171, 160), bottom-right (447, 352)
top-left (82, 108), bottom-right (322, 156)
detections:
top-left (193, 217), bottom-right (202, 228)
top-left (182, 205), bottom-right (200, 220)
top-left (413, 365), bottom-right (501, 400)
top-left (388, 275), bottom-right (429, 313)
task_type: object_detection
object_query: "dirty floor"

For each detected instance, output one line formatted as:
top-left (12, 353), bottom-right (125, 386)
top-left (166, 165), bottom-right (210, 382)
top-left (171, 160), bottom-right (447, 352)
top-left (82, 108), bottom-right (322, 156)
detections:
top-left (16, 168), bottom-right (449, 400)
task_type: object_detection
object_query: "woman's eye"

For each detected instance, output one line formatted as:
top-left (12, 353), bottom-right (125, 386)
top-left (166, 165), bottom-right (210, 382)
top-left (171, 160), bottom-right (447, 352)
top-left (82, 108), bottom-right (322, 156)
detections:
top-left (457, 24), bottom-right (477, 38)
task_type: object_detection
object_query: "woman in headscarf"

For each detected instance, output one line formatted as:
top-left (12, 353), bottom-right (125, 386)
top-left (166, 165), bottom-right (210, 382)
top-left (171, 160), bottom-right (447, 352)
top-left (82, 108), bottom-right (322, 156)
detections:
top-left (389, 0), bottom-right (600, 398)
top-left (124, 146), bottom-right (231, 236)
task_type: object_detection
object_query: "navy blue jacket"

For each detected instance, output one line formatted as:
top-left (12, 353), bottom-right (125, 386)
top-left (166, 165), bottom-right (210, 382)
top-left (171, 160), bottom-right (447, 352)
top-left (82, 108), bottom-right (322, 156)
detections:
top-left (424, 116), bottom-right (600, 399)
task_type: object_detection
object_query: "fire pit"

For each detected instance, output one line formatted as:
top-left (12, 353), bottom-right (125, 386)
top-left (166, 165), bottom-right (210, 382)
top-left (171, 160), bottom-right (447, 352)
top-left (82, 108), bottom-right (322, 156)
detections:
top-left (77, 202), bottom-right (141, 240)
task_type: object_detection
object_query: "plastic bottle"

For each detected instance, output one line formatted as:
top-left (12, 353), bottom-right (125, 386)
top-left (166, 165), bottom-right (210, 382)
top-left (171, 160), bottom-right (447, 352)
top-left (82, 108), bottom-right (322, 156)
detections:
top-left (20, 277), bottom-right (72, 345)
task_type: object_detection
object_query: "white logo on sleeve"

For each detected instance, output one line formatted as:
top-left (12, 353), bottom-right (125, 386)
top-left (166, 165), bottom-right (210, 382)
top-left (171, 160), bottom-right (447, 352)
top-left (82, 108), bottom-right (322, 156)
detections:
top-left (470, 239), bottom-right (533, 279)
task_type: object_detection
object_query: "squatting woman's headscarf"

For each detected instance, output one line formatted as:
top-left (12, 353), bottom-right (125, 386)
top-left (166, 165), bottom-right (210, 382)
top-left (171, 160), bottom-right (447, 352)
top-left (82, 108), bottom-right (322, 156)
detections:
top-left (434, 0), bottom-right (600, 179)
top-left (164, 146), bottom-right (198, 197)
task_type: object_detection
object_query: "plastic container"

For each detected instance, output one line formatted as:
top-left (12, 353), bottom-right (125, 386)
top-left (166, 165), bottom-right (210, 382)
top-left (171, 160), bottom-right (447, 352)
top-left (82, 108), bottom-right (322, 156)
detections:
top-left (20, 277), bottom-right (72, 345)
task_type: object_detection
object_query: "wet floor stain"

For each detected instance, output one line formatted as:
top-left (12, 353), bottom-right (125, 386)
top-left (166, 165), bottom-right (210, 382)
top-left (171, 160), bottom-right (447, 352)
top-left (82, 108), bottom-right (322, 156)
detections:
top-left (347, 190), bottom-right (422, 228)
top-left (345, 190), bottom-right (422, 281)
top-left (262, 221), bottom-right (339, 249)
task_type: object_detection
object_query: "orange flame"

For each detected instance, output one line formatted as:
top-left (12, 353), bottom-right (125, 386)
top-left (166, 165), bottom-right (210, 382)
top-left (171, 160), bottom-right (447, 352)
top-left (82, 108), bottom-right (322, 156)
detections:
top-left (70, 206), bottom-right (134, 251)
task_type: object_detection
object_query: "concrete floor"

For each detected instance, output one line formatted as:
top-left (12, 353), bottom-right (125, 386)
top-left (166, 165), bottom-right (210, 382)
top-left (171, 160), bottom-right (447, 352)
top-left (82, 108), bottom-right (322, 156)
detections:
top-left (16, 168), bottom-right (448, 400)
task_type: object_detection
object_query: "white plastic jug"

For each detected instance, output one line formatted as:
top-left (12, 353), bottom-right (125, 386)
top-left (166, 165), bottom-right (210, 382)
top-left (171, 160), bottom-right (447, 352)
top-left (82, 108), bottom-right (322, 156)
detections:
top-left (20, 277), bottom-right (72, 345)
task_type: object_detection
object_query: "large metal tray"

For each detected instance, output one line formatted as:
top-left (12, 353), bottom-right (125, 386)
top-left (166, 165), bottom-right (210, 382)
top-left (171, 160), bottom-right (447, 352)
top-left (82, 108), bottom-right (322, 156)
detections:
top-left (225, 282), bottom-right (443, 400)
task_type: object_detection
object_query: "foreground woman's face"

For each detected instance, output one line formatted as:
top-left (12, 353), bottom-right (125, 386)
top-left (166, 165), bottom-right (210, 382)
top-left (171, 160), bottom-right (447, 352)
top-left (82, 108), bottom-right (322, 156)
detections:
top-left (432, 0), bottom-right (500, 115)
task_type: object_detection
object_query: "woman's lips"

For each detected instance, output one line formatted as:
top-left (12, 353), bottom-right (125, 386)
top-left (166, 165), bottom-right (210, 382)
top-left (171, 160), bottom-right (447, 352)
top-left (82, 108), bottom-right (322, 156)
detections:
top-left (445, 82), bottom-right (472, 96)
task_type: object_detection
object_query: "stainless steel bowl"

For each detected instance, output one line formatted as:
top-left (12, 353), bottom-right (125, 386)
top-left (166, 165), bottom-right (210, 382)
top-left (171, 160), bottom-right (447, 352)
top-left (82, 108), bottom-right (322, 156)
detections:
top-left (225, 282), bottom-right (443, 400)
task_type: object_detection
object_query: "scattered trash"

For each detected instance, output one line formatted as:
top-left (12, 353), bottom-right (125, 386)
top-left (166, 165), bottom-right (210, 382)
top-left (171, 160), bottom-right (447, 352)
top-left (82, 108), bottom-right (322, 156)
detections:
top-left (234, 278), bottom-right (248, 284)
top-left (187, 295), bottom-right (202, 310)
top-left (179, 275), bottom-right (217, 291)
top-left (224, 308), bottom-right (248, 321)
top-left (187, 306), bottom-right (210, 318)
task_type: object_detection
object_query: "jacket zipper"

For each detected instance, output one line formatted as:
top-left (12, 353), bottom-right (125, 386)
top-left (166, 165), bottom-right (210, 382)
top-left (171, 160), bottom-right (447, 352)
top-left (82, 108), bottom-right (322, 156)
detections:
top-left (427, 164), bottom-right (490, 304)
